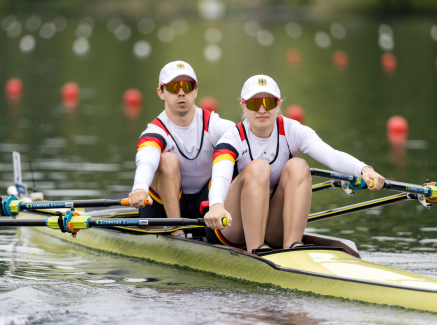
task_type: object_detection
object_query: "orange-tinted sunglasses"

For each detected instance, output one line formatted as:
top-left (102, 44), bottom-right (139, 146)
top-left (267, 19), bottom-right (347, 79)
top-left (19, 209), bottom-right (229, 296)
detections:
top-left (160, 80), bottom-right (197, 94)
top-left (242, 97), bottom-right (279, 111)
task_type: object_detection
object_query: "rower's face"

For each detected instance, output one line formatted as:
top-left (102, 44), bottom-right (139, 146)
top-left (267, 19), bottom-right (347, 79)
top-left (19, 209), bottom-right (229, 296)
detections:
top-left (157, 75), bottom-right (198, 116)
top-left (241, 92), bottom-right (281, 131)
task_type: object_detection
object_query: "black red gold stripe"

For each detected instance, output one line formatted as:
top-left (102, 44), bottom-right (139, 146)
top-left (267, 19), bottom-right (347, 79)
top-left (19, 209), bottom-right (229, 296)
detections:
top-left (148, 187), bottom-right (182, 205)
top-left (212, 143), bottom-right (239, 167)
top-left (214, 229), bottom-right (246, 249)
top-left (137, 133), bottom-right (167, 152)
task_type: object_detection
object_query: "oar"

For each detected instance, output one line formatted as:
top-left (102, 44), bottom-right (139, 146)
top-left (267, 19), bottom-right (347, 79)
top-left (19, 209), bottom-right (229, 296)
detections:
top-left (0, 213), bottom-right (227, 237)
top-left (310, 168), bottom-right (437, 201)
top-left (0, 196), bottom-right (150, 217)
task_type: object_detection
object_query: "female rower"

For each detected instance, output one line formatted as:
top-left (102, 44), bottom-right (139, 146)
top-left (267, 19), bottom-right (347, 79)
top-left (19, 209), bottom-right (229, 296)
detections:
top-left (204, 75), bottom-right (385, 253)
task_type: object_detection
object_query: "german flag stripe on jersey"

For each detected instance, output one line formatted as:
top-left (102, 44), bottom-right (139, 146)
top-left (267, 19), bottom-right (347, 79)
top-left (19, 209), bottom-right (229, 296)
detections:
top-left (212, 143), bottom-right (239, 167)
top-left (214, 229), bottom-right (246, 249)
top-left (149, 187), bottom-right (182, 205)
top-left (137, 133), bottom-right (167, 152)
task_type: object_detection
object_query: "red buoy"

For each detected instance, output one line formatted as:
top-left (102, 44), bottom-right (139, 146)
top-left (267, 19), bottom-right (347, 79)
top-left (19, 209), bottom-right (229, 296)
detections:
top-left (381, 53), bottom-right (397, 73)
top-left (123, 89), bottom-right (142, 119)
top-left (387, 115), bottom-right (408, 143)
top-left (287, 49), bottom-right (301, 66)
top-left (199, 97), bottom-right (218, 113)
top-left (5, 78), bottom-right (23, 101)
top-left (333, 50), bottom-right (348, 68)
top-left (285, 105), bottom-right (305, 124)
top-left (61, 82), bottom-right (80, 108)
top-left (123, 89), bottom-right (142, 108)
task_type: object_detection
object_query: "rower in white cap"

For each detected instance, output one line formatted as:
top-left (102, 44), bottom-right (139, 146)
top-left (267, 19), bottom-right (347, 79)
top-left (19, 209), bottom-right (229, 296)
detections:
top-left (204, 74), bottom-right (386, 253)
top-left (129, 61), bottom-right (234, 226)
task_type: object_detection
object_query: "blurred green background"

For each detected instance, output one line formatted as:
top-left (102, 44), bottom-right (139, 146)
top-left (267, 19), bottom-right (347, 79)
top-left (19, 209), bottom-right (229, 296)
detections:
top-left (0, 0), bottom-right (437, 251)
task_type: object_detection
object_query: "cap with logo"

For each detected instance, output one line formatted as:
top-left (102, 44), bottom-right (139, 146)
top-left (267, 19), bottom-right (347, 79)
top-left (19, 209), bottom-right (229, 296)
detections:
top-left (240, 74), bottom-right (281, 100)
top-left (159, 61), bottom-right (198, 84)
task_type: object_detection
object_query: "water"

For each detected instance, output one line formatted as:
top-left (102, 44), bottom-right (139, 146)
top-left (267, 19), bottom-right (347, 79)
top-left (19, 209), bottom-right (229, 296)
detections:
top-left (1, 228), bottom-right (437, 325)
top-left (1, 14), bottom-right (437, 324)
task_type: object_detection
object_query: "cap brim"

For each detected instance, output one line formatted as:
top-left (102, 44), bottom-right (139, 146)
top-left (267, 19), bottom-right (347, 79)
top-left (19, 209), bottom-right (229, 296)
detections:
top-left (161, 73), bottom-right (197, 84)
top-left (242, 89), bottom-right (281, 100)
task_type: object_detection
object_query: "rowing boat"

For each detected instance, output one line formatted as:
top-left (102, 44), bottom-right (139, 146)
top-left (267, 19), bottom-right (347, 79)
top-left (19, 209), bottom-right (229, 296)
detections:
top-left (2, 168), bottom-right (437, 312)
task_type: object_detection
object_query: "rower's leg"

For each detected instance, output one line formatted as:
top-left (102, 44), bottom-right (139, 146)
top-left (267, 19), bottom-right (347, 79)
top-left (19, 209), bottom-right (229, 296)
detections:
top-left (221, 159), bottom-right (271, 252)
top-left (265, 158), bottom-right (312, 248)
top-left (151, 152), bottom-right (182, 218)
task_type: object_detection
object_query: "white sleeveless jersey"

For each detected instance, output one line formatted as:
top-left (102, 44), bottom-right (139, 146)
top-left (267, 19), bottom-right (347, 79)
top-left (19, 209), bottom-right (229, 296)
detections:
top-left (133, 107), bottom-right (235, 194)
top-left (209, 116), bottom-right (369, 207)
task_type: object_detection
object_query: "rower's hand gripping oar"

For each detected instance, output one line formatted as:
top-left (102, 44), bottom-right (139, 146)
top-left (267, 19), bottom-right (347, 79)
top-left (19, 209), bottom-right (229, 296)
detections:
top-left (310, 168), bottom-right (437, 207)
top-left (0, 196), bottom-right (150, 218)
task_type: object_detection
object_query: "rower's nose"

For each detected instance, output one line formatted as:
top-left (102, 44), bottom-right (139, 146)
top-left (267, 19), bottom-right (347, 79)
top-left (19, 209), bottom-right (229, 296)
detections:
top-left (258, 104), bottom-right (267, 113)
top-left (178, 85), bottom-right (186, 96)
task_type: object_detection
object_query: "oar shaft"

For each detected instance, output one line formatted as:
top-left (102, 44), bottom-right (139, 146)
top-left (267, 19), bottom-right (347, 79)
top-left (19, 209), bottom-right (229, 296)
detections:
top-left (310, 168), bottom-right (434, 197)
top-left (308, 193), bottom-right (414, 223)
top-left (0, 219), bottom-right (47, 227)
top-left (88, 218), bottom-right (206, 227)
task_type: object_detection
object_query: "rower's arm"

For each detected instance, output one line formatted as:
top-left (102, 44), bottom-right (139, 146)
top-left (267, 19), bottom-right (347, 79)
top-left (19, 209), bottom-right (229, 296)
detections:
top-left (303, 139), bottom-right (369, 179)
top-left (133, 128), bottom-right (169, 192)
top-left (209, 130), bottom-right (241, 207)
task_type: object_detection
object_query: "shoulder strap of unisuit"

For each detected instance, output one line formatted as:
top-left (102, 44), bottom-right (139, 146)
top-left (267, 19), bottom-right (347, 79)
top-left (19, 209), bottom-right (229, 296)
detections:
top-left (277, 115), bottom-right (285, 136)
top-left (203, 109), bottom-right (211, 132)
top-left (278, 115), bottom-right (292, 159)
top-left (236, 123), bottom-right (246, 141)
top-left (236, 122), bottom-right (253, 161)
top-left (151, 118), bottom-right (170, 136)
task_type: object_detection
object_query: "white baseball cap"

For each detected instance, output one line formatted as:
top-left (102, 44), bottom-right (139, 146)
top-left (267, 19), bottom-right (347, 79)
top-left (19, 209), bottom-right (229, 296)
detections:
top-left (159, 61), bottom-right (198, 84)
top-left (241, 74), bottom-right (281, 100)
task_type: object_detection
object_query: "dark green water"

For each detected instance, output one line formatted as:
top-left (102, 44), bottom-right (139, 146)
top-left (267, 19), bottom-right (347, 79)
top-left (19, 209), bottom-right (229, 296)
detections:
top-left (1, 15), bottom-right (437, 324)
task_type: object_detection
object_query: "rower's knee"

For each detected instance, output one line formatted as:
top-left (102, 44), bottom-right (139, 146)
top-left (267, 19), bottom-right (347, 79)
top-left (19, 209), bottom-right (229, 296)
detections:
top-left (242, 159), bottom-right (271, 185)
top-left (283, 158), bottom-right (310, 183)
top-left (158, 152), bottom-right (179, 176)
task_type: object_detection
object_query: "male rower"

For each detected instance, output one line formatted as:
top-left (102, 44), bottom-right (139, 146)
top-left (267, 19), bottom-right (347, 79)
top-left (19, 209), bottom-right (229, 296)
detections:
top-left (129, 61), bottom-right (235, 222)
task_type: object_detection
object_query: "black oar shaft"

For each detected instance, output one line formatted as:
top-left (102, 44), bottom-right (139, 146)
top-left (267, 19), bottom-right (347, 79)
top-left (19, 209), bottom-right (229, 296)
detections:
top-left (0, 219), bottom-right (47, 227)
top-left (19, 199), bottom-right (123, 211)
top-left (88, 218), bottom-right (206, 227)
top-left (310, 168), bottom-right (432, 196)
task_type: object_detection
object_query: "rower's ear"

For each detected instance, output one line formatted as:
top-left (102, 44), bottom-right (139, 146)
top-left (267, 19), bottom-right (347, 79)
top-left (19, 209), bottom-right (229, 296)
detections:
top-left (157, 86), bottom-right (165, 103)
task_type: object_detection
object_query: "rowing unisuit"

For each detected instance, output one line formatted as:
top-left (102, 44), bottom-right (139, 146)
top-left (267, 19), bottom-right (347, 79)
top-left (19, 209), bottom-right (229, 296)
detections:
top-left (209, 116), bottom-right (369, 206)
top-left (133, 106), bottom-right (235, 196)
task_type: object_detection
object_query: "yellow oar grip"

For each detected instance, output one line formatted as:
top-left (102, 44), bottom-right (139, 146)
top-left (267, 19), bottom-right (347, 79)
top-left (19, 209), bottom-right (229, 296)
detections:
top-left (369, 179), bottom-right (375, 188)
top-left (121, 198), bottom-right (149, 206)
top-left (222, 218), bottom-right (227, 227)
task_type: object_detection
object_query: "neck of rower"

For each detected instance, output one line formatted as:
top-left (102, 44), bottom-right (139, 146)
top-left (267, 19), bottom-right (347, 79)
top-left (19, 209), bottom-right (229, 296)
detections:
top-left (164, 104), bottom-right (196, 127)
top-left (249, 123), bottom-right (275, 139)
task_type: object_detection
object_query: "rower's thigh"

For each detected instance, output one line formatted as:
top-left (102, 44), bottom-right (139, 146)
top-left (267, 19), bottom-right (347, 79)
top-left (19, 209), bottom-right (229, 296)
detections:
top-left (265, 158), bottom-right (310, 244)
top-left (151, 152), bottom-right (181, 194)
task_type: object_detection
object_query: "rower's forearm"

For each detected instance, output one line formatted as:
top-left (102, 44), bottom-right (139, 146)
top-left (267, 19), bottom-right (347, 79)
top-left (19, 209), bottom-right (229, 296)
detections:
top-left (133, 148), bottom-right (161, 192)
top-left (209, 161), bottom-right (234, 207)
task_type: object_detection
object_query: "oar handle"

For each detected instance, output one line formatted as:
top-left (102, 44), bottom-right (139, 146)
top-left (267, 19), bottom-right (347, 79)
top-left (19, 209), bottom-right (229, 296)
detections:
top-left (120, 198), bottom-right (150, 206)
